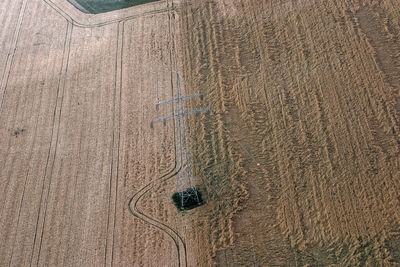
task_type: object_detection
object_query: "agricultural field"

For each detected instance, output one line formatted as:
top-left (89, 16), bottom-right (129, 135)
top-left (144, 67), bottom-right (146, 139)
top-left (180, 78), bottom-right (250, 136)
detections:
top-left (181, 0), bottom-right (400, 265)
top-left (0, 0), bottom-right (399, 266)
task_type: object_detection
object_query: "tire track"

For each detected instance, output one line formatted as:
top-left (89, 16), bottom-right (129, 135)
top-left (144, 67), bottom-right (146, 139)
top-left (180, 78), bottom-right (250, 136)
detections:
top-left (127, 71), bottom-right (188, 266)
top-left (104, 20), bottom-right (123, 267)
top-left (126, 1), bottom-right (188, 266)
top-left (0, 0), bottom-right (28, 113)
top-left (0, 0), bottom-right (29, 211)
top-left (7, 28), bottom-right (49, 265)
top-left (38, 0), bottom-right (188, 265)
top-left (29, 20), bottom-right (72, 267)
top-left (43, 0), bottom-right (173, 29)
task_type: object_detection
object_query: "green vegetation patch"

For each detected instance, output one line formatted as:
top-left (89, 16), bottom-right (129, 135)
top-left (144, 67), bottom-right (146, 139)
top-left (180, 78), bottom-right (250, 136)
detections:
top-left (172, 188), bottom-right (204, 211)
top-left (68, 0), bottom-right (160, 14)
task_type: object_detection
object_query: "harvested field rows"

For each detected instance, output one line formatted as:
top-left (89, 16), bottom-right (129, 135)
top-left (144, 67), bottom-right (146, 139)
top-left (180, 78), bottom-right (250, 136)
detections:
top-left (179, 0), bottom-right (400, 265)
top-left (0, 0), bottom-right (198, 266)
top-left (1, 0), bottom-right (399, 266)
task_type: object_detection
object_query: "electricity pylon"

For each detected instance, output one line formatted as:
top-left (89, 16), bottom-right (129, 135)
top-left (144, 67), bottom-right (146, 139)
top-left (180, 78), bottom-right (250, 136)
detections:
top-left (151, 74), bottom-right (208, 210)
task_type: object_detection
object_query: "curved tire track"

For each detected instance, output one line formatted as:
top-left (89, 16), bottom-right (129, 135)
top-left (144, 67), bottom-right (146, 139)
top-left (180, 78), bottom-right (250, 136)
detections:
top-left (33, 0), bottom-right (187, 266)
top-left (127, 163), bottom-right (187, 267)
top-left (127, 67), bottom-right (188, 267)
top-left (128, 2), bottom-right (188, 267)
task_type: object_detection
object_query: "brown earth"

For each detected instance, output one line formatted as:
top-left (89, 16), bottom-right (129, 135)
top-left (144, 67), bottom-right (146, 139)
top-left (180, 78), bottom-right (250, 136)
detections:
top-left (0, 0), bottom-right (399, 266)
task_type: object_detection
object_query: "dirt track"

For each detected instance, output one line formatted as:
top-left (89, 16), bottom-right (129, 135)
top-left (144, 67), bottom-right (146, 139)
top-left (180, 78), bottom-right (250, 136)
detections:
top-left (1, 0), bottom-right (399, 266)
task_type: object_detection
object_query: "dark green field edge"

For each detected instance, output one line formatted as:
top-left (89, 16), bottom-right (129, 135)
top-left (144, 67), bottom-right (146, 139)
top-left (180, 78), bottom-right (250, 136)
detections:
top-left (67, 0), bottom-right (160, 14)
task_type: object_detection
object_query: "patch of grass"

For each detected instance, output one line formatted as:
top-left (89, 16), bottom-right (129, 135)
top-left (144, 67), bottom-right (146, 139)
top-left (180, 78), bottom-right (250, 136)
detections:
top-left (69, 0), bottom-right (159, 14)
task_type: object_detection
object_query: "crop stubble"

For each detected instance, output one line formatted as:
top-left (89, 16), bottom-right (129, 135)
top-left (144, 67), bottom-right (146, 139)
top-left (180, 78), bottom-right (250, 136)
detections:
top-left (1, 0), bottom-right (399, 266)
top-left (179, 0), bottom-right (399, 265)
top-left (0, 0), bottom-right (193, 266)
